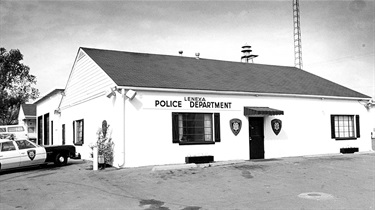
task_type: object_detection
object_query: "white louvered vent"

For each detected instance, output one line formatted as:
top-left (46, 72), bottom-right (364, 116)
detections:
top-left (77, 51), bottom-right (86, 61)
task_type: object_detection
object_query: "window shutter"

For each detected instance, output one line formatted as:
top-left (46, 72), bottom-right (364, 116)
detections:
top-left (73, 121), bottom-right (75, 143)
top-left (172, 113), bottom-right (179, 143)
top-left (356, 115), bottom-right (360, 138)
top-left (81, 119), bottom-right (84, 144)
top-left (330, 115), bottom-right (335, 139)
top-left (214, 113), bottom-right (221, 142)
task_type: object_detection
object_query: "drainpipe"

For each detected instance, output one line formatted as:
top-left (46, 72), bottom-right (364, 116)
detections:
top-left (117, 88), bottom-right (126, 168)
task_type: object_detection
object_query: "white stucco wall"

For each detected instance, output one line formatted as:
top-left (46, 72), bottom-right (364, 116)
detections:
top-left (118, 90), bottom-right (372, 167)
top-left (59, 92), bottom-right (123, 161)
top-left (56, 88), bottom-right (373, 168)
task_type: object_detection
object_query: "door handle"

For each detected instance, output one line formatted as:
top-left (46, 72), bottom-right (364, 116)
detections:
top-left (21, 152), bottom-right (25, 154)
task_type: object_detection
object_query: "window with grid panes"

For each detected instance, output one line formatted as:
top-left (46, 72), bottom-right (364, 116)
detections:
top-left (172, 113), bottom-right (221, 145)
top-left (73, 119), bottom-right (84, 145)
top-left (331, 115), bottom-right (360, 140)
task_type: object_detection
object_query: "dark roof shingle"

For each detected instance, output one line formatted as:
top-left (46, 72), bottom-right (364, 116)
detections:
top-left (21, 104), bottom-right (36, 116)
top-left (82, 47), bottom-right (370, 99)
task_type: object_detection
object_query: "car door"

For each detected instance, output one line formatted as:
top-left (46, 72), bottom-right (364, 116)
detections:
top-left (16, 139), bottom-right (46, 167)
top-left (0, 141), bottom-right (21, 170)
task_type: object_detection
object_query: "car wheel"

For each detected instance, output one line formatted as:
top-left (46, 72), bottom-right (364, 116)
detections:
top-left (54, 153), bottom-right (68, 166)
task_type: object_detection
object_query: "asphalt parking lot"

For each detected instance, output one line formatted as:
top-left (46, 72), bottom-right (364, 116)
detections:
top-left (1, 152), bottom-right (374, 210)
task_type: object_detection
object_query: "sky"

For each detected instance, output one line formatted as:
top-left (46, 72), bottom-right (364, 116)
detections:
top-left (1, 0), bottom-right (374, 99)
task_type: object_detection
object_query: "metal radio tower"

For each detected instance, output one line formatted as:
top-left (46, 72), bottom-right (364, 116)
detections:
top-left (293, 0), bottom-right (303, 69)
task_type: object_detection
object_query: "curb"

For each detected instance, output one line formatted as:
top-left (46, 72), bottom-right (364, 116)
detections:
top-left (152, 163), bottom-right (197, 171)
top-left (151, 159), bottom-right (246, 171)
top-left (210, 159), bottom-right (246, 167)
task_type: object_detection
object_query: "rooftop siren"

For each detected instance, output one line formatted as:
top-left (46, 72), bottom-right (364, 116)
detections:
top-left (179, 51), bottom-right (183, 56)
top-left (241, 44), bottom-right (258, 63)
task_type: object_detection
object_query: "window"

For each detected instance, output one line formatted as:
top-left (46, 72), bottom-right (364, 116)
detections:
top-left (331, 115), bottom-right (360, 140)
top-left (62, 124), bottom-right (65, 145)
top-left (73, 119), bottom-right (84, 145)
top-left (28, 127), bottom-right (35, 133)
top-left (15, 140), bottom-right (36, 150)
top-left (1, 141), bottom-right (16, 152)
top-left (172, 113), bottom-right (220, 145)
top-left (51, 121), bottom-right (53, 145)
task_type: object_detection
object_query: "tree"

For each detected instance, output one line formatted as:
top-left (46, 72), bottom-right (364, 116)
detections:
top-left (0, 47), bottom-right (39, 125)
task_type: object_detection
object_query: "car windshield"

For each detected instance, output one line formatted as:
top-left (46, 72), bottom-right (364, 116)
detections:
top-left (15, 140), bottom-right (36, 149)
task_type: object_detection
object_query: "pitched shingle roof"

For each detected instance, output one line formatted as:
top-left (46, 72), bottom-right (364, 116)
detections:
top-left (21, 104), bottom-right (36, 116)
top-left (82, 47), bottom-right (370, 99)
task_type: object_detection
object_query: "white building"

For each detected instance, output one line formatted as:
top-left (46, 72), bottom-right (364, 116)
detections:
top-left (50, 47), bottom-right (373, 167)
top-left (17, 104), bottom-right (37, 142)
top-left (34, 89), bottom-right (64, 146)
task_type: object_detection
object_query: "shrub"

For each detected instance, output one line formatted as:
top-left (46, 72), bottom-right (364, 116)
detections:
top-left (89, 120), bottom-right (114, 166)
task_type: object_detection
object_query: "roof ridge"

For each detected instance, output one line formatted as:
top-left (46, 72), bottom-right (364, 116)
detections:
top-left (80, 47), bottom-right (297, 68)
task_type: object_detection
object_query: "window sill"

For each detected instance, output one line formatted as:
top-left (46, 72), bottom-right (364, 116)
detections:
top-left (335, 138), bottom-right (357, 141)
top-left (179, 141), bottom-right (215, 145)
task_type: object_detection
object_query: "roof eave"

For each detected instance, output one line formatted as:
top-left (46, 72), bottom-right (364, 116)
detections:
top-left (116, 86), bottom-right (371, 101)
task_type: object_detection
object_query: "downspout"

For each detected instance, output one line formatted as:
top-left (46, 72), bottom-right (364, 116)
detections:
top-left (117, 88), bottom-right (126, 168)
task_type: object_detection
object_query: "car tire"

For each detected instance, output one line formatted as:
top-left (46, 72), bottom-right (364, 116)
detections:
top-left (54, 153), bottom-right (68, 166)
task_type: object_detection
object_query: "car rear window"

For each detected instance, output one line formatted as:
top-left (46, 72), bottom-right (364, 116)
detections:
top-left (0, 128), bottom-right (6, 132)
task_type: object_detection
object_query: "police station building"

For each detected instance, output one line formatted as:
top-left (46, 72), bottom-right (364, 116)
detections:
top-left (50, 47), bottom-right (373, 168)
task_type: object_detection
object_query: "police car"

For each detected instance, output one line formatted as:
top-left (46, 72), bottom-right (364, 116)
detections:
top-left (0, 136), bottom-right (80, 171)
top-left (0, 138), bottom-right (46, 170)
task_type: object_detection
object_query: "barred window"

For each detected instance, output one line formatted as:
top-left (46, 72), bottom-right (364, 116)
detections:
top-left (331, 115), bottom-right (360, 140)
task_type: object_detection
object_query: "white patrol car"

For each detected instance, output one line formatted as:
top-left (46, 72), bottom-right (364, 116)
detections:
top-left (0, 137), bottom-right (80, 171)
top-left (0, 138), bottom-right (46, 170)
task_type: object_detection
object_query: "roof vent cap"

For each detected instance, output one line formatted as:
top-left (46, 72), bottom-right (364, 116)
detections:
top-left (195, 52), bottom-right (200, 59)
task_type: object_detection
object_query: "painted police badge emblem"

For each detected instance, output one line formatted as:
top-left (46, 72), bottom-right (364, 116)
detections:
top-left (27, 150), bottom-right (36, 161)
top-left (230, 118), bottom-right (242, 136)
top-left (271, 119), bottom-right (282, 135)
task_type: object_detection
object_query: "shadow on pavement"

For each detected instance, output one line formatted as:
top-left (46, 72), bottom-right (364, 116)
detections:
top-left (0, 159), bottom-right (87, 175)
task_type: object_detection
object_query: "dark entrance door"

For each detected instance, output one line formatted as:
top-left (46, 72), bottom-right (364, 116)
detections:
top-left (249, 117), bottom-right (264, 159)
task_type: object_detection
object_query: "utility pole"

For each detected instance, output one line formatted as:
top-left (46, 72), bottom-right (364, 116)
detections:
top-left (293, 0), bottom-right (303, 69)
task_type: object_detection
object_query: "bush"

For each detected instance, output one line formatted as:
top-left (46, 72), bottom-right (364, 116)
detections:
top-left (89, 120), bottom-right (114, 165)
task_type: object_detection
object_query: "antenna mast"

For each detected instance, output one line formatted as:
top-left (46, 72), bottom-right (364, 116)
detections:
top-left (293, 0), bottom-right (303, 69)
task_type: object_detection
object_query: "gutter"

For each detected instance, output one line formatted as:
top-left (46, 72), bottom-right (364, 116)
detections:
top-left (117, 88), bottom-right (126, 168)
top-left (116, 86), bottom-right (371, 101)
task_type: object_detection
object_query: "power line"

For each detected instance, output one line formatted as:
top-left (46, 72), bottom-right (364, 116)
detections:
top-left (306, 52), bottom-right (375, 67)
